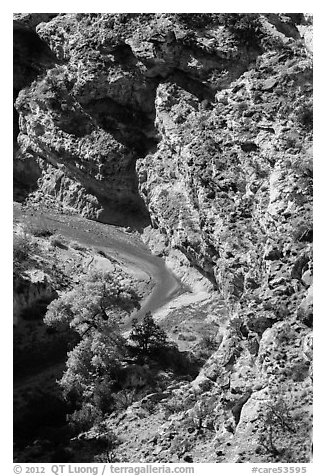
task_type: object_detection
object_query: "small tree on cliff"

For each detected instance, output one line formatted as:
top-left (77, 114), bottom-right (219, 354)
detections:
top-left (129, 312), bottom-right (168, 356)
top-left (45, 270), bottom-right (139, 338)
top-left (44, 270), bottom-right (140, 422)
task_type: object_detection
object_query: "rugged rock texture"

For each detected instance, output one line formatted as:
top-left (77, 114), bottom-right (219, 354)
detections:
top-left (135, 16), bottom-right (313, 462)
top-left (13, 13), bottom-right (313, 462)
top-left (14, 13), bottom-right (274, 224)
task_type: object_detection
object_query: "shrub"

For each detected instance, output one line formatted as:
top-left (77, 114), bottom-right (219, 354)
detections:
top-left (258, 394), bottom-right (295, 456)
top-left (94, 430), bottom-right (121, 463)
top-left (176, 13), bottom-right (220, 30)
top-left (95, 451), bottom-right (120, 463)
top-left (237, 101), bottom-right (249, 114)
top-left (49, 234), bottom-right (67, 249)
top-left (92, 377), bottom-right (116, 414)
top-left (162, 395), bottom-right (188, 417)
top-left (291, 218), bottom-right (313, 243)
top-left (129, 312), bottom-right (168, 357)
top-left (217, 13), bottom-right (263, 47)
top-left (26, 223), bottom-right (55, 238)
top-left (296, 103), bottom-right (313, 131)
top-left (13, 233), bottom-right (34, 263)
top-left (194, 335), bottom-right (221, 363)
top-left (70, 241), bottom-right (86, 251)
top-left (45, 271), bottom-right (140, 422)
top-left (187, 400), bottom-right (216, 432)
top-left (283, 135), bottom-right (300, 151)
top-left (113, 389), bottom-right (137, 411)
top-left (154, 346), bottom-right (201, 377)
top-left (68, 402), bottom-right (102, 433)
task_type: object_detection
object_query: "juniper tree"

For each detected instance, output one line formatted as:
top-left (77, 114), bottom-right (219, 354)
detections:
top-left (129, 312), bottom-right (168, 356)
top-left (44, 270), bottom-right (140, 421)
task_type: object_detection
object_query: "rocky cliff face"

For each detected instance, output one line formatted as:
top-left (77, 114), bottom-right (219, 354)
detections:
top-left (13, 13), bottom-right (313, 462)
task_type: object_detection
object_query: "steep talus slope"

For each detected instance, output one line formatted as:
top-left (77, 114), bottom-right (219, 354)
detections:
top-left (13, 13), bottom-right (313, 462)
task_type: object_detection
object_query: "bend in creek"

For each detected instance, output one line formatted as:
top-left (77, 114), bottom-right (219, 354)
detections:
top-left (14, 206), bottom-right (189, 322)
top-left (13, 206), bottom-right (189, 455)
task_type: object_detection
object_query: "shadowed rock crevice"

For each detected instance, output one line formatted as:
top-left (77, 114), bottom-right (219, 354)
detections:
top-left (13, 20), bottom-right (60, 201)
top-left (13, 21), bottom-right (59, 140)
top-left (171, 70), bottom-right (216, 102)
top-left (82, 97), bottom-right (159, 156)
top-left (13, 13), bottom-right (313, 464)
top-left (13, 13), bottom-right (262, 225)
top-left (13, 153), bottom-right (42, 202)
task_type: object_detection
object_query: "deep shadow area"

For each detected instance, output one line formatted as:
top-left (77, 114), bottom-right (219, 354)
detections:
top-left (83, 96), bottom-right (158, 156)
top-left (176, 244), bottom-right (218, 290)
top-left (13, 155), bottom-right (42, 203)
top-left (13, 20), bottom-right (60, 202)
top-left (13, 20), bottom-right (59, 140)
top-left (172, 69), bottom-right (217, 102)
top-left (96, 193), bottom-right (151, 230)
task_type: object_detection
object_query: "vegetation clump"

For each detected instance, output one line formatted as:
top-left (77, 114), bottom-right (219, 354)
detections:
top-left (44, 271), bottom-right (195, 433)
top-left (296, 102), bottom-right (313, 131)
top-left (258, 392), bottom-right (296, 458)
top-left (176, 13), bottom-right (263, 47)
top-left (44, 270), bottom-right (140, 429)
top-left (49, 234), bottom-right (67, 248)
top-left (129, 312), bottom-right (168, 357)
top-left (25, 223), bottom-right (55, 238)
top-left (13, 232), bottom-right (34, 265)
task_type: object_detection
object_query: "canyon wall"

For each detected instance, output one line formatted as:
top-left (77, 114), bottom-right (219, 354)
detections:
top-left (13, 13), bottom-right (313, 462)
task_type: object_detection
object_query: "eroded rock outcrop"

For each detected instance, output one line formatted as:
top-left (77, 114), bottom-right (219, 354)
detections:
top-left (14, 13), bottom-right (265, 224)
top-left (135, 17), bottom-right (312, 462)
top-left (13, 13), bottom-right (313, 462)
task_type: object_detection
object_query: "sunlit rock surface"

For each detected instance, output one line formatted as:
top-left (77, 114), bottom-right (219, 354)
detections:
top-left (13, 13), bottom-right (312, 463)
